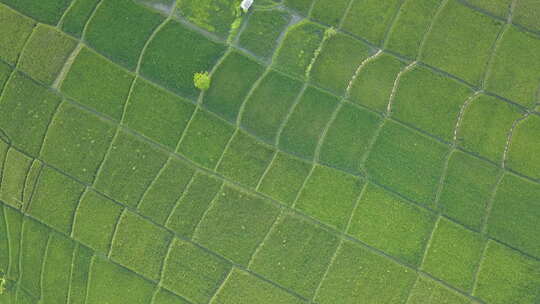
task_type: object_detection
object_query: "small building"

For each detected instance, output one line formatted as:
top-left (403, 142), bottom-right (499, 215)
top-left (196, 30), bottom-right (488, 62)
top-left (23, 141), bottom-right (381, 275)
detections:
top-left (240, 0), bottom-right (253, 12)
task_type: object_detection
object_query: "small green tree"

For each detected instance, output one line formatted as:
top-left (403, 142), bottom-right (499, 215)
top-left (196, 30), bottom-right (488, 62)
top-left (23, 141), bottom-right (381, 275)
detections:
top-left (194, 71), bottom-right (211, 91)
top-left (0, 273), bottom-right (6, 295)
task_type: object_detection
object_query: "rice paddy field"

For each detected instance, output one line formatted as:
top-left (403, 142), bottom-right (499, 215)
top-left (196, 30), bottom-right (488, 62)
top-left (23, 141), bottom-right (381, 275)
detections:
top-left (0, 0), bottom-right (539, 303)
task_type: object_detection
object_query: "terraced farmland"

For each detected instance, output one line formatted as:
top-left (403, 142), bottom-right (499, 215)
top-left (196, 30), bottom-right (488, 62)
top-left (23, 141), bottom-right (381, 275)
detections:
top-left (0, 0), bottom-right (539, 303)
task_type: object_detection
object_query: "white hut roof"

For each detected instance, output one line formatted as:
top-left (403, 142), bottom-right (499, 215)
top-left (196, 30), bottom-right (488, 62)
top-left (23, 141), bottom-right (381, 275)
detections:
top-left (241, 0), bottom-right (253, 11)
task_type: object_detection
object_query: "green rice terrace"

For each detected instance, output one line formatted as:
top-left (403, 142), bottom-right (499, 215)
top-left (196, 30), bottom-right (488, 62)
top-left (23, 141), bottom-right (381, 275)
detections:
top-left (0, 0), bottom-right (539, 303)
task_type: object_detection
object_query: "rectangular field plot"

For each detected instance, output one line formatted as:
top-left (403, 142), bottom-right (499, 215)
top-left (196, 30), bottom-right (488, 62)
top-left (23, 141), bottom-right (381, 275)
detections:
top-left (319, 103), bottom-right (381, 174)
top-left (439, 151), bottom-right (499, 230)
top-left (60, 0), bottom-right (100, 37)
top-left (0, 207), bottom-right (8, 272)
top-left (408, 275), bottom-right (472, 304)
top-left (295, 165), bottom-right (364, 231)
top-left (87, 256), bottom-right (156, 304)
top-left (110, 211), bottom-right (172, 281)
top-left (19, 217), bottom-right (49, 298)
top-left (203, 51), bottom-right (264, 122)
top-left (249, 213), bottom-right (340, 298)
top-left (68, 244), bottom-right (93, 304)
top-left (0, 0), bottom-right (71, 25)
top-left (348, 53), bottom-right (406, 112)
top-left (0, 148), bottom-right (33, 209)
top-left (85, 0), bottom-right (164, 70)
top-left (124, 78), bottom-right (195, 150)
top-left (41, 233), bottom-right (75, 304)
top-left (238, 9), bottom-right (290, 58)
top-left (348, 183), bottom-right (436, 266)
top-left (274, 20), bottom-right (326, 79)
top-left (72, 190), bottom-right (123, 253)
top-left (365, 121), bottom-right (448, 206)
top-left (177, 109), bottom-right (235, 169)
top-left (341, 0), bottom-right (402, 46)
top-left (217, 131), bottom-right (275, 188)
top-left (28, 167), bottom-right (85, 234)
top-left (40, 102), bottom-right (116, 184)
top-left (385, 0), bottom-right (442, 58)
top-left (176, 0), bottom-right (239, 38)
top-left (258, 151), bottom-right (311, 205)
top-left (315, 241), bottom-right (417, 304)
top-left (392, 66), bottom-right (472, 141)
top-left (0, 3), bottom-right (35, 64)
top-left (162, 238), bottom-right (231, 303)
top-left (61, 47), bottom-right (134, 120)
top-left (457, 94), bottom-right (523, 164)
top-left (240, 71), bottom-right (303, 144)
top-left (18, 24), bottom-right (77, 85)
top-left (137, 157), bottom-right (195, 225)
top-left (310, 32), bottom-right (371, 96)
top-left (3, 207), bottom-right (23, 279)
top-left (506, 115), bottom-right (540, 180)
top-left (421, 0), bottom-right (503, 86)
top-left (165, 171), bottom-right (222, 238)
top-left (278, 86), bottom-right (339, 160)
top-left (94, 130), bottom-right (169, 208)
top-left (210, 269), bottom-right (306, 304)
top-left (141, 20), bottom-right (226, 99)
top-left (487, 173), bottom-right (540, 258)
top-left (474, 241), bottom-right (540, 304)
top-left (193, 185), bottom-right (280, 265)
top-left (0, 72), bottom-right (61, 157)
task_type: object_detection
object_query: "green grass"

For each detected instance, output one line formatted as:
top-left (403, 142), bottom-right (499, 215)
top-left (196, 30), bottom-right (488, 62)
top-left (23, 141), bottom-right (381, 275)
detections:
top-left (274, 20), bottom-right (326, 79)
top-left (485, 26), bottom-right (540, 108)
top-left (87, 256), bottom-right (156, 304)
top-left (438, 150), bottom-right (500, 230)
top-left (0, 72), bottom-right (61, 157)
top-left (177, 109), bottom-right (235, 169)
top-left (466, 0), bottom-right (512, 18)
top-left (177, 0), bottom-right (239, 38)
top-left (258, 152), bottom-right (312, 205)
top-left (385, 0), bottom-right (442, 58)
top-left (249, 213), bottom-right (340, 298)
top-left (241, 71), bottom-right (303, 143)
top-left (60, 0), bottom-right (100, 37)
top-left (310, 32), bottom-right (371, 95)
top-left (0, 61), bottom-right (11, 89)
top-left (154, 288), bottom-right (190, 304)
top-left (319, 103), bottom-right (381, 174)
top-left (506, 114), bottom-right (540, 180)
top-left (22, 160), bottom-right (41, 208)
top-left (421, 218), bottom-right (484, 291)
top-left (0, 0), bottom-right (71, 25)
top-left (279, 86), bottom-right (339, 159)
top-left (421, 0), bottom-right (504, 85)
top-left (315, 241), bottom-right (417, 304)
top-left (457, 94), bottom-right (523, 163)
top-left (210, 269), bottom-right (306, 304)
top-left (72, 190), bottom-right (123, 253)
top-left (0, 4), bottom-right (35, 64)
top-left (342, 0), bottom-right (402, 46)
top-left (94, 130), bottom-right (169, 208)
top-left (348, 53), bottom-right (407, 112)
top-left (393, 65), bottom-right (473, 141)
top-left (18, 24), bottom-right (77, 85)
top-left (310, 0), bottom-right (350, 27)
top-left (124, 78), bottom-right (195, 150)
top-left (19, 217), bottom-right (49, 297)
top-left (366, 121), bottom-right (448, 206)
top-left (137, 158), bottom-right (195, 225)
top-left (0, 207), bottom-right (8, 273)
top-left (85, 0), bottom-right (164, 70)
top-left (61, 47), bottom-right (134, 120)
top-left (3, 207), bottom-right (23, 279)
top-left (162, 238), bottom-right (231, 303)
top-left (194, 185), bottom-right (280, 265)
top-left (348, 183), bottom-right (436, 266)
top-left (40, 102), bottom-right (116, 184)
top-left (0, 148), bottom-right (32, 209)
top-left (141, 20), bottom-right (226, 98)
top-left (165, 171), bottom-right (223, 238)
top-left (284, 0), bottom-right (313, 15)
top-left (41, 232), bottom-right (75, 304)
top-left (487, 173), bottom-right (540, 258)
top-left (217, 131), bottom-right (275, 188)
top-left (203, 51), bottom-right (264, 122)
top-left (238, 9), bottom-right (290, 58)
top-left (295, 165), bottom-right (364, 231)
top-left (474, 241), bottom-right (540, 304)
top-left (68, 244), bottom-right (93, 304)
top-left (28, 167), bottom-right (85, 234)
top-left (408, 275), bottom-right (472, 304)
top-left (110, 211), bottom-right (172, 280)
top-left (513, 0), bottom-right (540, 32)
